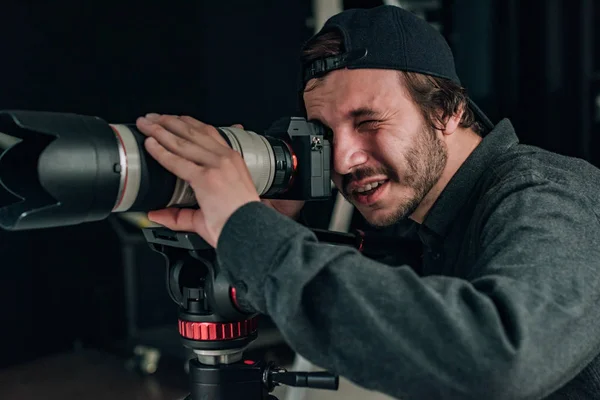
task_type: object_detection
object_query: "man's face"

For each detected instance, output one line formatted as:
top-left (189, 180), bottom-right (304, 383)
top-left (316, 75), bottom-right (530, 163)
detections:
top-left (304, 68), bottom-right (448, 227)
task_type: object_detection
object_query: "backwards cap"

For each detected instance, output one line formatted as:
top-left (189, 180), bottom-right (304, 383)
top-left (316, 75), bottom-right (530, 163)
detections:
top-left (301, 5), bottom-right (494, 130)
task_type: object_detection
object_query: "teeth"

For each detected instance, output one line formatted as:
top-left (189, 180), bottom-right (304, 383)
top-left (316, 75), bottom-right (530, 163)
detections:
top-left (356, 180), bottom-right (386, 193)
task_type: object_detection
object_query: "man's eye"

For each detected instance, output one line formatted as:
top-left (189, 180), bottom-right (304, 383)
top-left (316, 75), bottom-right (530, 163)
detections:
top-left (358, 120), bottom-right (379, 128)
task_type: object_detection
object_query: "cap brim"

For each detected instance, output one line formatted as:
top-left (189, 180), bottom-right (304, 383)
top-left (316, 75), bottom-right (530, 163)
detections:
top-left (468, 98), bottom-right (494, 131)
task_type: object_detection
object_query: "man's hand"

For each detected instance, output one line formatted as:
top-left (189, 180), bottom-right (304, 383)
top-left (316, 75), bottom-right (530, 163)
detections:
top-left (135, 113), bottom-right (260, 248)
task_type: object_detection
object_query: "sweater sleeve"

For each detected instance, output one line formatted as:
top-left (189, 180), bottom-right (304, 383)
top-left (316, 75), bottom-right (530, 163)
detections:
top-left (216, 174), bottom-right (600, 400)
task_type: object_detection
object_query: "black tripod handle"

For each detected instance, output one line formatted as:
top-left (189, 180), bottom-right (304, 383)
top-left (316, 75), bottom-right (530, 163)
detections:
top-left (271, 371), bottom-right (339, 390)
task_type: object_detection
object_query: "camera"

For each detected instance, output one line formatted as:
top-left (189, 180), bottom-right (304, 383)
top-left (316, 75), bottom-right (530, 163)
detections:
top-left (0, 109), bottom-right (342, 399)
top-left (0, 110), bottom-right (332, 231)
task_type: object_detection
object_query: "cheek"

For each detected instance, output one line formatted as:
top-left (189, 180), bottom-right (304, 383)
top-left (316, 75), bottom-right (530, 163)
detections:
top-left (331, 171), bottom-right (343, 189)
top-left (371, 135), bottom-right (407, 175)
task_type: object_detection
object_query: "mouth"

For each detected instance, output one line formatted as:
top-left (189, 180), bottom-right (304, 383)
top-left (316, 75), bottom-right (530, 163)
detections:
top-left (351, 179), bottom-right (389, 206)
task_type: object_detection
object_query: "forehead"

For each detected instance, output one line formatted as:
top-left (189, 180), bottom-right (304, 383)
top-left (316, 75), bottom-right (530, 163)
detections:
top-left (303, 68), bottom-right (408, 121)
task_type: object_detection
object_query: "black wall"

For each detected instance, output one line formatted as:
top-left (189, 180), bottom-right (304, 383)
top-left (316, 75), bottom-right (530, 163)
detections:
top-left (0, 1), bottom-right (312, 367)
top-left (490, 0), bottom-right (596, 162)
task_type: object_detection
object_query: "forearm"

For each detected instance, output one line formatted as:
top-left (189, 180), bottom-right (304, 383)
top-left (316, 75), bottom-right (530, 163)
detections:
top-left (216, 202), bottom-right (600, 400)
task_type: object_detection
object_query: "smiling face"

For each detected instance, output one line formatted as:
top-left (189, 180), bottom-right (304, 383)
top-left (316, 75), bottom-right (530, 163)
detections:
top-left (304, 68), bottom-right (448, 227)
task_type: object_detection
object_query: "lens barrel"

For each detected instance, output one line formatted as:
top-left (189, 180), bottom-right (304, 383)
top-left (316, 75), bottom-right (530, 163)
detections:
top-left (0, 110), bottom-right (299, 230)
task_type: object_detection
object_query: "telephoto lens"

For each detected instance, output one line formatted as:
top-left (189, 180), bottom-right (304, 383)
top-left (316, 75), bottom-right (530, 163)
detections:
top-left (0, 110), bottom-right (330, 231)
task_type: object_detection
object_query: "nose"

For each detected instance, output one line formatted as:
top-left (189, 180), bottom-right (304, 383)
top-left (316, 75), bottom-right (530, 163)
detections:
top-left (332, 129), bottom-right (368, 175)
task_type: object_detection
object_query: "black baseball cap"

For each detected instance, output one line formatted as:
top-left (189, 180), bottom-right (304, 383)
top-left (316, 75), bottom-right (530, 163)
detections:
top-left (301, 5), bottom-right (494, 131)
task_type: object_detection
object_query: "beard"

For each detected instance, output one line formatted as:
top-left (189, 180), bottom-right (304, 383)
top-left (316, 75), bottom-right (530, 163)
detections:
top-left (343, 123), bottom-right (448, 227)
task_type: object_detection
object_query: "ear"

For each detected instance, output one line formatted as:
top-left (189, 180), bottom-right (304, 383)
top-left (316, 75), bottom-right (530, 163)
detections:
top-left (442, 106), bottom-right (465, 136)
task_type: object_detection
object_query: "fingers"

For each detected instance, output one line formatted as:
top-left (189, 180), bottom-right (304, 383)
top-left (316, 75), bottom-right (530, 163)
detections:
top-left (142, 114), bottom-right (228, 155)
top-left (139, 119), bottom-right (222, 166)
top-left (180, 115), bottom-right (232, 148)
top-left (148, 207), bottom-right (212, 245)
top-left (148, 208), bottom-right (196, 232)
top-left (177, 115), bottom-right (208, 129)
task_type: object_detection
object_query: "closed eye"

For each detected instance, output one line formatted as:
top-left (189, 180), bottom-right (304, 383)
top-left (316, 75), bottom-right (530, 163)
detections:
top-left (357, 120), bottom-right (381, 129)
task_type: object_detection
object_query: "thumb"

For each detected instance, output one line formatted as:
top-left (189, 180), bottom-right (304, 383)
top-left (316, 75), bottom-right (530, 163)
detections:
top-left (147, 208), bottom-right (196, 232)
top-left (191, 209), bottom-right (217, 248)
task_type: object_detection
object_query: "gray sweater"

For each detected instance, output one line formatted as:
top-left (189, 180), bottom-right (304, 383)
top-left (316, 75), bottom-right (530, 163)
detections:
top-left (216, 119), bottom-right (600, 399)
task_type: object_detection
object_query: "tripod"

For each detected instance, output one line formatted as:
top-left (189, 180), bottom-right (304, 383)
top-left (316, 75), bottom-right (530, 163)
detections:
top-left (142, 227), bottom-right (349, 400)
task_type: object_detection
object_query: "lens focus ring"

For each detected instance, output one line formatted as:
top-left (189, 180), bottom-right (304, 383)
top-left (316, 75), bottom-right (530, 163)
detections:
top-left (217, 127), bottom-right (275, 196)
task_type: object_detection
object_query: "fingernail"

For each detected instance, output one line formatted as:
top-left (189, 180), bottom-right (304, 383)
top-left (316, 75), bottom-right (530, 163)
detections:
top-left (145, 113), bottom-right (160, 121)
top-left (138, 116), bottom-right (151, 125)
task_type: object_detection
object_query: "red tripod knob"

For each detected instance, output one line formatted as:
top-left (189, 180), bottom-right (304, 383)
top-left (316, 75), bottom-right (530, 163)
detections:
top-left (178, 317), bottom-right (259, 341)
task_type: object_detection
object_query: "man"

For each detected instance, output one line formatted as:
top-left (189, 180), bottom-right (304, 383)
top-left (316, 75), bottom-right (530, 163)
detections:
top-left (135, 6), bottom-right (600, 399)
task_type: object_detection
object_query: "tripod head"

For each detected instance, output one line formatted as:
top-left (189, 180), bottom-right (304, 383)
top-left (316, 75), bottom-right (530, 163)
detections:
top-left (142, 227), bottom-right (362, 400)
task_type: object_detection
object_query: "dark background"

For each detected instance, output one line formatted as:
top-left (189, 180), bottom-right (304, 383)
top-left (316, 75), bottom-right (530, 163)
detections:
top-left (0, 0), bottom-right (598, 371)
